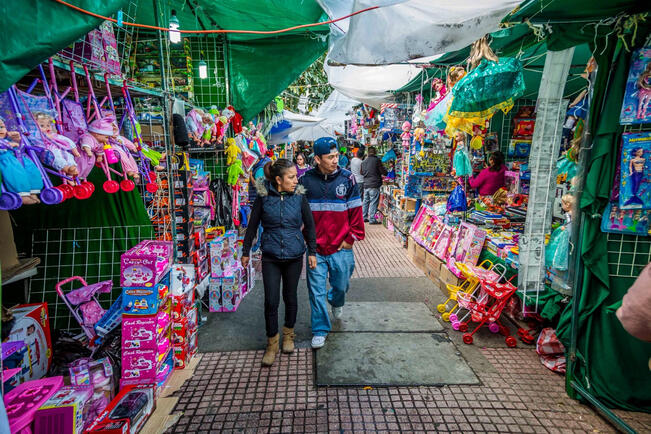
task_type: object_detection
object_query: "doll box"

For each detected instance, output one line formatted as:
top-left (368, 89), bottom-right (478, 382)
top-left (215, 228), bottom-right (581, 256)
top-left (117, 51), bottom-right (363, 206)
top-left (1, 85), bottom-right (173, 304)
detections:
top-left (33, 385), bottom-right (93, 434)
top-left (197, 256), bottom-right (210, 282)
top-left (208, 278), bottom-right (222, 312)
top-left (7, 303), bottom-right (53, 384)
top-left (85, 385), bottom-right (155, 434)
top-left (209, 232), bottom-right (237, 278)
top-left (122, 281), bottom-right (169, 316)
top-left (120, 241), bottom-right (173, 287)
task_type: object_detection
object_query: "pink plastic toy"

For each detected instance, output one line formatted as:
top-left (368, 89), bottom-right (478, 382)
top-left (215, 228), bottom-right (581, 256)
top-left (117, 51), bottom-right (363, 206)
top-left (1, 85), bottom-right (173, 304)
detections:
top-left (55, 277), bottom-right (113, 343)
top-left (4, 376), bottom-right (64, 434)
top-left (401, 121), bottom-right (412, 149)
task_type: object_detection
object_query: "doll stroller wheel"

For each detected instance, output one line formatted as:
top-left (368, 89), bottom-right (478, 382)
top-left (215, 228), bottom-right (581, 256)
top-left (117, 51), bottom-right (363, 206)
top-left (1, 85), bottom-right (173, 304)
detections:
top-left (449, 313), bottom-right (458, 322)
top-left (441, 312), bottom-right (451, 322)
top-left (462, 334), bottom-right (474, 345)
top-left (505, 336), bottom-right (517, 348)
top-left (145, 182), bottom-right (158, 193)
top-left (58, 184), bottom-right (74, 200)
top-left (488, 323), bottom-right (500, 334)
top-left (451, 321), bottom-right (460, 331)
top-left (103, 180), bottom-right (120, 193)
top-left (499, 325), bottom-right (510, 336)
top-left (0, 192), bottom-right (22, 210)
top-left (459, 323), bottom-right (469, 332)
top-left (436, 304), bottom-right (446, 313)
top-left (120, 179), bottom-right (135, 192)
top-left (40, 186), bottom-right (64, 204)
top-left (82, 181), bottom-right (95, 194)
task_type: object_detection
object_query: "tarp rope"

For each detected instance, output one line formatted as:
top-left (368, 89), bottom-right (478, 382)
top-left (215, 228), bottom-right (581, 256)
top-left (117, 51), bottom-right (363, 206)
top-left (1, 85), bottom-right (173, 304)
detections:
top-left (50, 0), bottom-right (379, 35)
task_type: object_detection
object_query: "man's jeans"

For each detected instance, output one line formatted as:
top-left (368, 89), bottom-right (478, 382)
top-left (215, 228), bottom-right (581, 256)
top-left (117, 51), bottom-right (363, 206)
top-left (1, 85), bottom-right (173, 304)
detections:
top-left (362, 187), bottom-right (380, 222)
top-left (306, 249), bottom-right (356, 337)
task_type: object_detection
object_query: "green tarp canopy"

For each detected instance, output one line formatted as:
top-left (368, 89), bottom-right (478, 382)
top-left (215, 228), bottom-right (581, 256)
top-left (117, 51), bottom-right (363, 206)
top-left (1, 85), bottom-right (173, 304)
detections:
top-left (0, 0), bottom-right (329, 121)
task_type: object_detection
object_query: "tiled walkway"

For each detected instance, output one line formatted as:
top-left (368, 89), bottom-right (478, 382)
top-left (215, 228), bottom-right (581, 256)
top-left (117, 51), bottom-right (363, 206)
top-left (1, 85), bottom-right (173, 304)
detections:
top-left (166, 225), bottom-right (650, 433)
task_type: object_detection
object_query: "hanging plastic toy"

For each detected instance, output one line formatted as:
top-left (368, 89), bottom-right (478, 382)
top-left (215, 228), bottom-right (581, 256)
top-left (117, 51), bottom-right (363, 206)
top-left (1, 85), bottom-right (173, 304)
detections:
top-left (401, 121), bottom-right (412, 149)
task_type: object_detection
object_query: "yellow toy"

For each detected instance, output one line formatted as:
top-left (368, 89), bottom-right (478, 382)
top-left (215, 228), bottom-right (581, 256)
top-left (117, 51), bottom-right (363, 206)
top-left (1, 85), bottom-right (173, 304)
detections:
top-left (225, 137), bottom-right (241, 166)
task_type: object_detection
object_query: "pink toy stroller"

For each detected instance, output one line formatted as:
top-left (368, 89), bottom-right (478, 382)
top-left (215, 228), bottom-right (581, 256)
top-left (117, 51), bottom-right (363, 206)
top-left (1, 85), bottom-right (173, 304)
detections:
top-left (55, 276), bottom-right (114, 346)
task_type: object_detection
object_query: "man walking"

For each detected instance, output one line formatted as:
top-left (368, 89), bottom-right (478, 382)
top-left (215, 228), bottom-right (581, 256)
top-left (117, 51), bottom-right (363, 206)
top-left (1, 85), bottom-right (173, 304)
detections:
top-left (350, 148), bottom-right (365, 201)
top-left (300, 137), bottom-right (365, 349)
top-left (361, 146), bottom-right (387, 224)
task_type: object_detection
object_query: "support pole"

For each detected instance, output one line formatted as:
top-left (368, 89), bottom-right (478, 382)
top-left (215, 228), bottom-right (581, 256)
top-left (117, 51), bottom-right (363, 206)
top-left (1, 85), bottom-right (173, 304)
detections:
top-left (518, 48), bottom-right (574, 313)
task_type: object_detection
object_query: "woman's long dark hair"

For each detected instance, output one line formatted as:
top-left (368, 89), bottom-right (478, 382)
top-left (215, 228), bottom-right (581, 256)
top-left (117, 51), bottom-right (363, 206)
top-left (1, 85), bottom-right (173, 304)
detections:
top-left (295, 152), bottom-right (307, 166)
top-left (264, 158), bottom-right (295, 185)
top-left (489, 151), bottom-right (505, 172)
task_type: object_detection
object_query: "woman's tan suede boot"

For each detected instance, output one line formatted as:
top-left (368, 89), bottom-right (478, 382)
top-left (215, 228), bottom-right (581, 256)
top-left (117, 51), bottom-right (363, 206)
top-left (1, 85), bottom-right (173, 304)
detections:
top-left (282, 327), bottom-right (295, 353)
top-left (262, 334), bottom-right (280, 366)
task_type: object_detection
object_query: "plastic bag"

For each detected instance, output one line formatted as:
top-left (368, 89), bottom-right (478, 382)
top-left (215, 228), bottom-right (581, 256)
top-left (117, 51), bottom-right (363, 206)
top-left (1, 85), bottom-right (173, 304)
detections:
top-left (447, 184), bottom-right (467, 212)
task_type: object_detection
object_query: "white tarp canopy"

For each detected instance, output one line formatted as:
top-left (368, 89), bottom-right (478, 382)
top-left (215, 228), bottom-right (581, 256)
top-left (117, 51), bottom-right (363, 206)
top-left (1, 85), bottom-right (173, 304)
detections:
top-left (324, 61), bottom-right (421, 107)
top-left (311, 90), bottom-right (358, 134)
top-left (287, 124), bottom-right (335, 142)
top-left (318, 0), bottom-right (520, 65)
top-left (268, 110), bottom-right (326, 145)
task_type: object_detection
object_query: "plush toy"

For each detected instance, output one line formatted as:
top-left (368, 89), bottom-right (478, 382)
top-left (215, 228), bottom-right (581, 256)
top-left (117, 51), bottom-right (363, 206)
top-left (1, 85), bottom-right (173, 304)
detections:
top-left (401, 121), bottom-right (412, 148)
top-left (225, 138), bottom-right (241, 165)
top-left (227, 159), bottom-right (245, 186)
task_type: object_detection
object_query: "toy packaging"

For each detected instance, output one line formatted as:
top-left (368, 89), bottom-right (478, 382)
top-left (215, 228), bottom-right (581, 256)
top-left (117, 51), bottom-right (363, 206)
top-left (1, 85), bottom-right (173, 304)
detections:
top-left (68, 357), bottom-right (115, 423)
top-left (209, 230), bottom-right (238, 277)
top-left (619, 47), bottom-right (651, 125)
top-left (85, 385), bottom-right (155, 434)
top-left (601, 201), bottom-right (651, 236)
top-left (4, 376), bottom-right (64, 434)
top-left (6, 303), bottom-right (53, 384)
top-left (618, 132), bottom-right (651, 210)
top-left (122, 277), bottom-right (170, 316)
top-left (33, 385), bottom-right (93, 434)
top-left (120, 240), bottom-right (173, 287)
top-left (170, 263), bottom-right (196, 296)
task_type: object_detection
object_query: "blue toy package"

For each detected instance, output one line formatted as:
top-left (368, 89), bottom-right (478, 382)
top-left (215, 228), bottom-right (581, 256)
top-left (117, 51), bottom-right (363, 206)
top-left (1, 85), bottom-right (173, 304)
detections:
top-left (601, 201), bottom-right (651, 236)
top-left (619, 132), bottom-right (651, 210)
top-left (619, 47), bottom-right (651, 125)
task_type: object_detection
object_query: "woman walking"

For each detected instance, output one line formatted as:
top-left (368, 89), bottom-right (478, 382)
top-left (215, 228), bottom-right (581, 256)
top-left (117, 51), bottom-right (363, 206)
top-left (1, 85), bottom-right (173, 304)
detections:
top-left (242, 159), bottom-right (317, 366)
top-left (295, 152), bottom-right (309, 178)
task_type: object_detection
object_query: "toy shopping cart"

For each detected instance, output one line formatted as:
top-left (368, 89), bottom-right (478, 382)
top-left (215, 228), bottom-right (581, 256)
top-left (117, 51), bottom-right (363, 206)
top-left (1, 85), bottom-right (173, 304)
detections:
top-left (55, 276), bottom-right (120, 347)
top-left (456, 274), bottom-right (518, 347)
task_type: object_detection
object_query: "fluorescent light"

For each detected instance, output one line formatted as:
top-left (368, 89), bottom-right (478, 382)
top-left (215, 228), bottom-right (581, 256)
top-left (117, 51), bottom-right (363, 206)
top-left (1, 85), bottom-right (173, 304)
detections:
top-left (199, 60), bottom-right (208, 79)
top-left (169, 11), bottom-right (181, 44)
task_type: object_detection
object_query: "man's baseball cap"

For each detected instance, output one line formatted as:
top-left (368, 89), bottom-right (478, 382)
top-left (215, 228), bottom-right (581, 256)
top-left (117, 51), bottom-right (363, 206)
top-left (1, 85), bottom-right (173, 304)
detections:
top-left (313, 137), bottom-right (338, 156)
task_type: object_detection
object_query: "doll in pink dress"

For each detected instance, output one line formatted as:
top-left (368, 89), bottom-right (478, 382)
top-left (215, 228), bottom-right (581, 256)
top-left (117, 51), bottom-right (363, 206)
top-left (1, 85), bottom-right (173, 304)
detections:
top-left (76, 118), bottom-right (112, 179)
top-left (107, 117), bottom-right (140, 181)
top-left (427, 78), bottom-right (447, 112)
top-left (35, 112), bottom-right (80, 176)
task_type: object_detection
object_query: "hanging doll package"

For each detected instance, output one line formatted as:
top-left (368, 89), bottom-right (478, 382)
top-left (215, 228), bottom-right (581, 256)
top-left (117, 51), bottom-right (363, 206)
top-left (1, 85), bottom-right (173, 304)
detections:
top-left (618, 132), bottom-right (651, 210)
top-left (619, 47), bottom-right (651, 125)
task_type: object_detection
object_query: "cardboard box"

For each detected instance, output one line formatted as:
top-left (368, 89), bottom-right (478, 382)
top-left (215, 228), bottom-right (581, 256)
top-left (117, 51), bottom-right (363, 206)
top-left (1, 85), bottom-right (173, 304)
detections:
top-left (407, 236), bottom-right (417, 259)
top-left (7, 303), bottom-right (53, 383)
top-left (425, 251), bottom-right (444, 278)
top-left (439, 264), bottom-right (464, 287)
top-left (412, 242), bottom-right (428, 272)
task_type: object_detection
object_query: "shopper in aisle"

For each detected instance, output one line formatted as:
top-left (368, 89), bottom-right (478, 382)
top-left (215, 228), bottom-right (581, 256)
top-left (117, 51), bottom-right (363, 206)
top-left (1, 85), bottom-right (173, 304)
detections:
top-left (350, 148), bottom-right (365, 200)
top-left (468, 150), bottom-right (506, 196)
top-left (295, 152), bottom-right (310, 179)
top-left (242, 159), bottom-right (317, 366)
top-left (361, 146), bottom-right (387, 224)
top-left (300, 137), bottom-right (365, 349)
top-left (339, 147), bottom-right (350, 169)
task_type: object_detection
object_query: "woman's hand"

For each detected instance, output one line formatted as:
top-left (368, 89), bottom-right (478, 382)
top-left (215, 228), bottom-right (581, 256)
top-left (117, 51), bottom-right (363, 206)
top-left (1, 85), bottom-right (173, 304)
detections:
top-left (241, 256), bottom-right (250, 268)
top-left (308, 255), bottom-right (317, 269)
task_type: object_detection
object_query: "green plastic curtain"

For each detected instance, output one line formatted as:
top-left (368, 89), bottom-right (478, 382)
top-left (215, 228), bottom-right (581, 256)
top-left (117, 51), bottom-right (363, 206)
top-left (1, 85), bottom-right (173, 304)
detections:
top-left (0, 0), bottom-right (129, 92)
top-left (228, 34), bottom-right (328, 121)
top-left (554, 30), bottom-right (651, 412)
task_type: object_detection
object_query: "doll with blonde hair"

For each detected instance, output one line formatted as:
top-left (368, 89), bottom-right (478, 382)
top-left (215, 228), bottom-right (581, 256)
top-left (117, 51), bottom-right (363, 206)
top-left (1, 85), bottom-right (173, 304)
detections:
top-left (35, 111), bottom-right (80, 176)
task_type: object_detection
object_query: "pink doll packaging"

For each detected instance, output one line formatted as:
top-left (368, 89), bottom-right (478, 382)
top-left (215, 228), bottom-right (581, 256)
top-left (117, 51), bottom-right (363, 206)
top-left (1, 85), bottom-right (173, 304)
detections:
top-left (433, 225), bottom-right (455, 260)
top-left (208, 279), bottom-right (222, 312)
top-left (68, 357), bottom-right (114, 423)
top-left (209, 231), bottom-right (237, 277)
top-left (121, 240), bottom-right (173, 287)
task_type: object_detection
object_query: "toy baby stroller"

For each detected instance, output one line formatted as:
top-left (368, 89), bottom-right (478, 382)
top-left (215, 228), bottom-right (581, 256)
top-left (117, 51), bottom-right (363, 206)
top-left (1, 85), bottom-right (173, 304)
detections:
top-left (55, 276), bottom-right (121, 349)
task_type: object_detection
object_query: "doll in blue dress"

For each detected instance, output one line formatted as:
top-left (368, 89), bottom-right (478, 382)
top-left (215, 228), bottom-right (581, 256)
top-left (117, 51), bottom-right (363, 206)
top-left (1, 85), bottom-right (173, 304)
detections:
top-left (0, 117), bottom-right (44, 205)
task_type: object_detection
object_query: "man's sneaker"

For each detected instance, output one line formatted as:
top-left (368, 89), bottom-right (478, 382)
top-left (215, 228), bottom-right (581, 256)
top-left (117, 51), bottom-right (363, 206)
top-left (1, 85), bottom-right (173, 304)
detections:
top-left (311, 335), bottom-right (326, 349)
top-left (332, 306), bottom-right (343, 320)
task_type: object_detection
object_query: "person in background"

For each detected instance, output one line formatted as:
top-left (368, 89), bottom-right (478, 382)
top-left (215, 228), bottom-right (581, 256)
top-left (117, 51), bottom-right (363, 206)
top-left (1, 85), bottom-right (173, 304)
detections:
top-left (361, 146), bottom-right (387, 224)
top-left (350, 148), bottom-right (365, 201)
top-left (242, 159), bottom-right (317, 366)
top-left (295, 152), bottom-right (309, 178)
top-left (300, 137), bottom-right (365, 349)
top-left (469, 150), bottom-right (506, 196)
top-left (338, 147), bottom-right (350, 169)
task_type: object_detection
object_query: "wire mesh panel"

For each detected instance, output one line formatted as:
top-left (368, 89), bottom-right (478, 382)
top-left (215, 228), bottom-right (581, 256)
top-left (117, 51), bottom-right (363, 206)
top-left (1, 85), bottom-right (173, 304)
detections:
top-left (189, 149), bottom-right (228, 180)
top-left (29, 225), bottom-right (154, 330)
top-left (190, 36), bottom-right (227, 108)
top-left (607, 233), bottom-right (651, 278)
